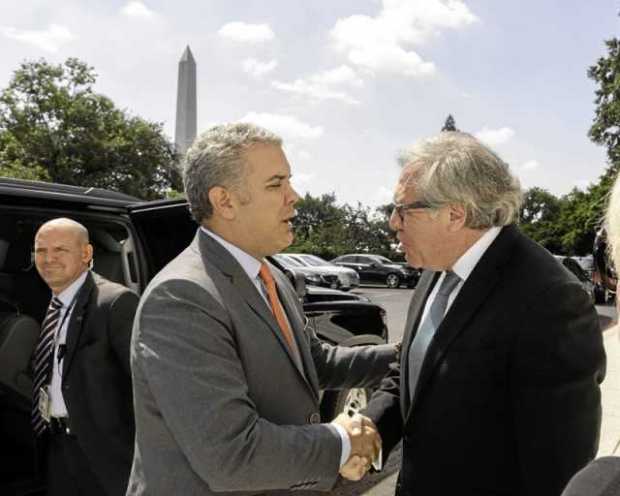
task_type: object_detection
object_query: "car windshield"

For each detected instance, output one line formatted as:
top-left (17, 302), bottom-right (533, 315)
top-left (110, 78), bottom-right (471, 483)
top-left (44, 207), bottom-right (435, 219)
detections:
top-left (300, 255), bottom-right (333, 267)
top-left (275, 254), bottom-right (304, 268)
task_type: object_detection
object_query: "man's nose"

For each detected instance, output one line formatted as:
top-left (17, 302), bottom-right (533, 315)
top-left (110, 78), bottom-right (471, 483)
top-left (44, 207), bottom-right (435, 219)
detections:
top-left (389, 209), bottom-right (401, 232)
top-left (288, 183), bottom-right (301, 205)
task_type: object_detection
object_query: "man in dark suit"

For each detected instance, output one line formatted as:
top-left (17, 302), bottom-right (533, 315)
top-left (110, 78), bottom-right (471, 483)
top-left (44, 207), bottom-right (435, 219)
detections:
top-left (126, 123), bottom-right (395, 495)
top-left (361, 132), bottom-right (606, 496)
top-left (32, 217), bottom-right (138, 496)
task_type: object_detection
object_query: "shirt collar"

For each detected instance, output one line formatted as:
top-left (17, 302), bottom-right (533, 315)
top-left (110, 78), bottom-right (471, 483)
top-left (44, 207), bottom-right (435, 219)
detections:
top-left (451, 226), bottom-right (502, 283)
top-left (201, 227), bottom-right (262, 281)
top-left (56, 270), bottom-right (89, 307)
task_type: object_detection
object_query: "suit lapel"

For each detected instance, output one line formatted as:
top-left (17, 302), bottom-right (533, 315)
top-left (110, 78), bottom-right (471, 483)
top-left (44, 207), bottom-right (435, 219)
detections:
top-left (404, 226), bottom-right (519, 423)
top-left (273, 267), bottom-right (320, 400)
top-left (400, 271), bottom-right (439, 417)
top-left (196, 231), bottom-right (317, 397)
top-left (62, 272), bottom-right (95, 380)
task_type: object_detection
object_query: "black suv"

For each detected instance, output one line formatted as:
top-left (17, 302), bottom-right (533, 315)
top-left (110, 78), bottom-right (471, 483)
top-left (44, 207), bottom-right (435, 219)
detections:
top-left (332, 253), bottom-right (419, 288)
top-left (0, 178), bottom-right (389, 495)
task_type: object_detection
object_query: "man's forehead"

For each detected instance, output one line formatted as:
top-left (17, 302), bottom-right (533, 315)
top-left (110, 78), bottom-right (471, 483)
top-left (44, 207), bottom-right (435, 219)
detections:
top-left (244, 143), bottom-right (291, 178)
top-left (394, 171), bottom-right (417, 202)
top-left (35, 227), bottom-right (81, 244)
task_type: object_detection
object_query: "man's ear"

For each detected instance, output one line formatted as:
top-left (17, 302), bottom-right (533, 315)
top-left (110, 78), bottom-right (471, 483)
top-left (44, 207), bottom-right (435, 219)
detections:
top-left (208, 186), bottom-right (235, 220)
top-left (447, 203), bottom-right (467, 232)
top-left (83, 243), bottom-right (94, 265)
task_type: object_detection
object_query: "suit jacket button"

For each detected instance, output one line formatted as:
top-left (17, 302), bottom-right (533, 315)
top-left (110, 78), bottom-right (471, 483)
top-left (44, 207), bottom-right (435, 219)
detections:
top-left (308, 412), bottom-right (320, 424)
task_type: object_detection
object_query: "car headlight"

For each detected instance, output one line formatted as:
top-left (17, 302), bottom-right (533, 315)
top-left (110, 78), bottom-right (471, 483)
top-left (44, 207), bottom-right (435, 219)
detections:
top-left (306, 274), bottom-right (322, 284)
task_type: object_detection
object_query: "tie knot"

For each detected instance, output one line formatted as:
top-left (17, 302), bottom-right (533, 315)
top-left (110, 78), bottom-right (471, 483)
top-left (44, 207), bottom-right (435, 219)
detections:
top-left (438, 271), bottom-right (460, 296)
top-left (50, 296), bottom-right (63, 310)
top-left (259, 263), bottom-right (275, 287)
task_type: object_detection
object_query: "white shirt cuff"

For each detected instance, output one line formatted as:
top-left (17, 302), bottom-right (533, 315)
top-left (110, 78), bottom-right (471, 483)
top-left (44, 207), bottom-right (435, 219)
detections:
top-left (330, 422), bottom-right (351, 467)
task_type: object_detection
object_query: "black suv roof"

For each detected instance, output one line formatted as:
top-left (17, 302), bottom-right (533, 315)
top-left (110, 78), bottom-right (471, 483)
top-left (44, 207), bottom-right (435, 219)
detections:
top-left (0, 177), bottom-right (185, 211)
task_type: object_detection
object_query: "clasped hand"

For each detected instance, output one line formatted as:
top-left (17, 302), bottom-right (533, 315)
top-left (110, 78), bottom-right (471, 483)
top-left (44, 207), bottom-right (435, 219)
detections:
top-left (332, 413), bottom-right (381, 481)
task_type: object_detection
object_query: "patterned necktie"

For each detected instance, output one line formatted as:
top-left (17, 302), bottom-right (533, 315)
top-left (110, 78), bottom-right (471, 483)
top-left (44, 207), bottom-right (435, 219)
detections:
top-left (258, 263), bottom-right (295, 352)
top-left (408, 271), bottom-right (461, 402)
top-left (32, 296), bottom-right (63, 435)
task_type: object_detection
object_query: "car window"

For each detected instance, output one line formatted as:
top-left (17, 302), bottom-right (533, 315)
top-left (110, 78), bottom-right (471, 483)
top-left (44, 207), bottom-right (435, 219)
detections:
top-left (375, 255), bottom-right (393, 264)
top-left (563, 258), bottom-right (589, 282)
top-left (300, 255), bottom-right (330, 267)
top-left (288, 255), bottom-right (311, 267)
top-left (277, 254), bottom-right (304, 268)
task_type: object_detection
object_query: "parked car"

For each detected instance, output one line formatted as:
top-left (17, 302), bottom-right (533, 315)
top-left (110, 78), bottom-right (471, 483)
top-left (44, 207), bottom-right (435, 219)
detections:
top-left (553, 255), bottom-right (596, 303)
top-left (279, 253), bottom-right (360, 290)
top-left (273, 253), bottom-right (340, 289)
top-left (0, 177), bottom-right (389, 495)
top-left (331, 253), bottom-right (419, 288)
top-left (593, 228), bottom-right (617, 304)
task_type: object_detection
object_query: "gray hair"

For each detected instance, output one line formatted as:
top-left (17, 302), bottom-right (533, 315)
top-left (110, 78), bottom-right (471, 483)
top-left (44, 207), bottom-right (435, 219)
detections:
top-left (605, 174), bottom-right (620, 268)
top-left (397, 131), bottom-right (523, 229)
top-left (183, 122), bottom-right (282, 223)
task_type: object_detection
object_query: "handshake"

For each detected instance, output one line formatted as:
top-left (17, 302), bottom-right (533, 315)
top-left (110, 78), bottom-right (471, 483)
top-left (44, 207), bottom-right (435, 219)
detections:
top-left (332, 413), bottom-right (381, 481)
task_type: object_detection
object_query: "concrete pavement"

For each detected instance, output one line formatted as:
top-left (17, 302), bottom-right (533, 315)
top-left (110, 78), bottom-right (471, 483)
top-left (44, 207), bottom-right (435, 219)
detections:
top-left (363, 322), bottom-right (620, 496)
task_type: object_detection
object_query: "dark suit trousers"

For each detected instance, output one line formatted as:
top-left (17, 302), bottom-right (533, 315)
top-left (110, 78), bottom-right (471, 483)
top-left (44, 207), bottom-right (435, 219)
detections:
top-left (46, 431), bottom-right (107, 496)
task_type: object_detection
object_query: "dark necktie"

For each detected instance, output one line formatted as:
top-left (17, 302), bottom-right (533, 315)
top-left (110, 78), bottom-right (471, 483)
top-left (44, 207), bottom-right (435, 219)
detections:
top-left (32, 296), bottom-right (63, 435)
top-left (408, 271), bottom-right (461, 402)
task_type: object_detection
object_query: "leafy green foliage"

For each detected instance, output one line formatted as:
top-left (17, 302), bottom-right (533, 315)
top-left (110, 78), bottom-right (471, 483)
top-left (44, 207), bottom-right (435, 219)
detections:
top-left (0, 58), bottom-right (182, 199)
top-left (287, 193), bottom-right (399, 259)
top-left (441, 114), bottom-right (458, 132)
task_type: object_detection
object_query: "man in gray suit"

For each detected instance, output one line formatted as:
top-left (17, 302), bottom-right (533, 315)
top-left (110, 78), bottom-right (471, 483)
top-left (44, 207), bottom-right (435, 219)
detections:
top-left (126, 123), bottom-right (397, 495)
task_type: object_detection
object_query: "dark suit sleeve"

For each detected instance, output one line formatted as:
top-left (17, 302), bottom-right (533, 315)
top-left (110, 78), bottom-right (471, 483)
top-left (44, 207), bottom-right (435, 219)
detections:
top-left (362, 359), bottom-right (405, 461)
top-left (512, 280), bottom-right (606, 496)
top-left (108, 290), bottom-right (139, 376)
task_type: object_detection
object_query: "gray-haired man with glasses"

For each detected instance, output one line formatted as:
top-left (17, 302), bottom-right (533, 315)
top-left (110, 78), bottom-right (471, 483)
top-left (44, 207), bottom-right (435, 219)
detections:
top-left (361, 131), bottom-right (605, 496)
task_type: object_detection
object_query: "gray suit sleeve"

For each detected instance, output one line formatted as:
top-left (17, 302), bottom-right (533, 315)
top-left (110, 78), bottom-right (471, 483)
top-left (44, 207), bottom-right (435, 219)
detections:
top-left (135, 279), bottom-right (341, 492)
top-left (308, 329), bottom-right (397, 390)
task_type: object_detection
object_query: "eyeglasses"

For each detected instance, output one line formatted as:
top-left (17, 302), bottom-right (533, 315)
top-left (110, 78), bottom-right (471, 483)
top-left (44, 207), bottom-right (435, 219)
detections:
top-left (392, 201), bottom-right (432, 221)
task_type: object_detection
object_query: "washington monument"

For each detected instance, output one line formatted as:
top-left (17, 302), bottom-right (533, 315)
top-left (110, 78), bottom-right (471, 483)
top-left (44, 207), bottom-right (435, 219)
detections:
top-left (175, 45), bottom-right (197, 155)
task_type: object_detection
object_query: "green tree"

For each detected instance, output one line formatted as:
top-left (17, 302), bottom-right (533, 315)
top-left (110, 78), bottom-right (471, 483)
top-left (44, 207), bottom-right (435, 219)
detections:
top-left (441, 114), bottom-right (458, 132)
top-left (588, 34), bottom-right (620, 170)
top-left (0, 58), bottom-right (181, 199)
top-left (519, 187), bottom-right (563, 252)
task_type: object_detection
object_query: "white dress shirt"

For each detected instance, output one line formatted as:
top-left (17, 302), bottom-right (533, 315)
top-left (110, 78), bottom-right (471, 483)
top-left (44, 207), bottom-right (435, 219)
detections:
top-left (49, 270), bottom-right (89, 417)
top-left (418, 226), bottom-right (502, 329)
top-left (200, 227), bottom-right (351, 467)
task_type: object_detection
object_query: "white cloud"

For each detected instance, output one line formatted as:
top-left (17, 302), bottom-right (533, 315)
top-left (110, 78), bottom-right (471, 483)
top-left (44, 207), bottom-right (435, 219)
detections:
top-left (521, 160), bottom-right (540, 171)
top-left (298, 150), bottom-right (312, 161)
top-left (373, 186), bottom-right (394, 205)
top-left (218, 22), bottom-right (275, 43)
top-left (574, 179), bottom-right (593, 190)
top-left (272, 65), bottom-right (363, 105)
top-left (272, 79), bottom-right (360, 105)
top-left (239, 112), bottom-right (323, 141)
top-left (330, 0), bottom-right (477, 77)
top-left (120, 1), bottom-right (158, 21)
top-left (292, 172), bottom-right (316, 190)
top-left (311, 65), bottom-right (364, 87)
top-left (242, 58), bottom-right (278, 78)
top-left (474, 126), bottom-right (515, 146)
top-left (0, 23), bottom-right (75, 52)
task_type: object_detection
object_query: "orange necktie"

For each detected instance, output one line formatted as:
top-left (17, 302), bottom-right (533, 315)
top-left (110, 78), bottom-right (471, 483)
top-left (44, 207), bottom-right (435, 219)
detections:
top-left (259, 263), bottom-right (295, 351)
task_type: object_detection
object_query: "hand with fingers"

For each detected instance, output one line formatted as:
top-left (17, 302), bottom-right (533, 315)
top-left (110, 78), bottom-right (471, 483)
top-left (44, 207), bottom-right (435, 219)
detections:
top-left (332, 413), bottom-right (381, 481)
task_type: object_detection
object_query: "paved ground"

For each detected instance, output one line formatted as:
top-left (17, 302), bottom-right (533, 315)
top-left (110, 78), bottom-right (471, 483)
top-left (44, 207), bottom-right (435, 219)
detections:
top-left (337, 287), bottom-right (620, 496)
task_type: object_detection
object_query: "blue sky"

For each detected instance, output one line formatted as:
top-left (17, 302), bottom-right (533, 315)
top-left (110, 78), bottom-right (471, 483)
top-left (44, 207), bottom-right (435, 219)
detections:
top-left (0, 1), bottom-right (618, 206)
